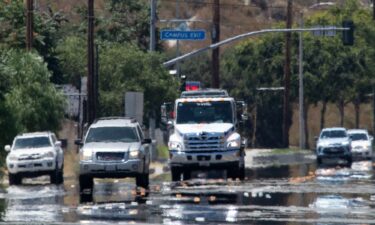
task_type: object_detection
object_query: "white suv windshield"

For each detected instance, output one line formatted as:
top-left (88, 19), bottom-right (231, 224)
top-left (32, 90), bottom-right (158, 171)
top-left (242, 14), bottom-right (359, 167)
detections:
top-left (176, 101), bottom-right (233, 124)
top-left (350, 133), bottom-right (368, 141)
top-left (13, 137), bottom-right (51, 150)
top-left (86, 127), bottom-right (139, 143)
top-left (320, 130), bottom-right (347, 139)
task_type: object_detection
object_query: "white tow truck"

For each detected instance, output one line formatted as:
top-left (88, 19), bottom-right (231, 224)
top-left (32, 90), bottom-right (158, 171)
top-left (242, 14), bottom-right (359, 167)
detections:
top-left (161, 89), bottom-right (248, 181)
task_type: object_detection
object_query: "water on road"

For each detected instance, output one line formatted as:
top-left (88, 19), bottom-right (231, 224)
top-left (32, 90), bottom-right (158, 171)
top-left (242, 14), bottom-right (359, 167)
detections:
top-left (1, 158), bottom-right (375, 224)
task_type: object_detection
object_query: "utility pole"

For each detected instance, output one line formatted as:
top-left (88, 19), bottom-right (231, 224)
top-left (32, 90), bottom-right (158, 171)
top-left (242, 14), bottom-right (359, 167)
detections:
top-left (283, 0), bottom-right (293, 148)
top-left (149, 0), bottom-right (157, 159)
top-left (298, 12), bottom-right (305, 149)
top-left (26, 0), bottom-right (34, 51)
top-left (87, 0), bottom-right (96, 125)
top-left (150, 0), bottom-right (157, 51)
top-left (176, 0), bottom-right (180, 77)
top-left (373, 1), bottom-right (375, 135)
top-left (212, 0), bottom-right (220, 88)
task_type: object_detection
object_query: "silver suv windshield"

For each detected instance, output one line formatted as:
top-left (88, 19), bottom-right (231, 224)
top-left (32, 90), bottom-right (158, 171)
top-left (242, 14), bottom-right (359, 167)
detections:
top-left (320, 130), bottom-right (347, 139)
top-left (86, 127), bottom-right (139, 143)
top-left (13, 137), bottom-right (51, 150)
top-left (176, 101), bottom-right (233, 124)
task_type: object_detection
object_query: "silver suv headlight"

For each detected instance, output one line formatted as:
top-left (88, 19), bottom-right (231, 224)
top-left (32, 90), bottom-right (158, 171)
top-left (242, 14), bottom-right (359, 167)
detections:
top-left (80, 149), bottom-right (93, 161)
top-left (129, 150), bottom-right (141, 159)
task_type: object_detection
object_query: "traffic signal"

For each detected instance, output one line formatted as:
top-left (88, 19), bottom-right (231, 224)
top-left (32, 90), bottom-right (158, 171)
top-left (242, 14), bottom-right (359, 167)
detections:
top-left (342, 20), bottom-right (354, 46)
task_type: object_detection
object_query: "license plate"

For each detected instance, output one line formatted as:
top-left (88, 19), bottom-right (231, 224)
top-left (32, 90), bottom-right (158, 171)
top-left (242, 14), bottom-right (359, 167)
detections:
top-left (199, 161), bottom-right (210, 167)
top-left (105, 165), bottom-right (116, 171)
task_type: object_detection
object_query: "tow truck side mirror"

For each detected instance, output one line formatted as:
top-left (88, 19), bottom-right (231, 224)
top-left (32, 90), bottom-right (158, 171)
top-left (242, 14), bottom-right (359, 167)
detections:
top-left (314, 136), bottom-right (319, 141)
top-left (167, 120), bottom-right (174, 129)
top-left (4, 145), bottom-right (11, 152)
top-left (161, 102), bottom-right (173, 124)
top-left (236, 101), bottom-right (249, 121)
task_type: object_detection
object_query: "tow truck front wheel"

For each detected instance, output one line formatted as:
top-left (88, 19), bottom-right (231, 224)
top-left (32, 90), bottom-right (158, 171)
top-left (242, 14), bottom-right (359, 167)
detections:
top-left (171, 167), bottom-right (182, 182)
top-left (79, 175), bottom-right (93, 203)
top-left (228, 166), bottom-right (245, 181)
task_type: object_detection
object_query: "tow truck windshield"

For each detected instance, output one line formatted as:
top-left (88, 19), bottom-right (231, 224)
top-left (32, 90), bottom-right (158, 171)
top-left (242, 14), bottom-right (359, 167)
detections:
top-left (176, 101), bottom-right (233, 124)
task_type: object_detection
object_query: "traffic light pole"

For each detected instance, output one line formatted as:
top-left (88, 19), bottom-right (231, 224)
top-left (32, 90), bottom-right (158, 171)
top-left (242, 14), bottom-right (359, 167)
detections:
top-left (163, 26), bottom-right (350, 67)
top-left (283, 0), bottom-right (293, 148)
top-left (211, 0), bottom-right (220, 88)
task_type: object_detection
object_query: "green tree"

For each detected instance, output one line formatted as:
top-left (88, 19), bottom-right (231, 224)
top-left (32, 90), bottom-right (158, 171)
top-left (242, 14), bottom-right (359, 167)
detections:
top-left (221, 34), bottom-right (285, 147)
top-left (0, 50), bottom-right (65, 137)
top-left (56, 36), bottom-right (87, 87)
top-left (303, 0), bottom-right (375, 129)
top-left (98, 42), bottom-right (179, 123)
top-left (0, 0), bottom-right (68, 83)
top-left (179, 53), bottom-right (211, 88)
top-left (95, 0), bottom-right (162, 51)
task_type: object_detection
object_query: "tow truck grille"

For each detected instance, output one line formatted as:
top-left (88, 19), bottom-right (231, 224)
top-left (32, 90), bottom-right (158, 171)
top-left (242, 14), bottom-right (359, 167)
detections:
top-left (186, 136), bottom-right (224, 150)
top-left (96, 152), bottom-right (126, 161)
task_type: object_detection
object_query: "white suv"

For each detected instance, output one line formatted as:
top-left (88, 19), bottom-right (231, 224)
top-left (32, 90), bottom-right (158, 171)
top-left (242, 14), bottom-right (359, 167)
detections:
top-left (75, 117), bottom-right (151, 202)
top-left (5, 132), bottom-right (64, 185)
top-left (348, 129), bottom-right (373, 160)
top-left (316, 127), bottom-right (352, 166)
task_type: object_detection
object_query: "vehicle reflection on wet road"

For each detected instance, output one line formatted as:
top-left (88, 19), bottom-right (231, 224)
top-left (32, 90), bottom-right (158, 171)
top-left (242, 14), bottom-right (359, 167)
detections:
top-left (1, 159), bottom-right (375, 224)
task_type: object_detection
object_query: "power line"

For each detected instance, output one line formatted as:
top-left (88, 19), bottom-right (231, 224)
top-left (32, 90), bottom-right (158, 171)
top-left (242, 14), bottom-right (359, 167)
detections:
top-left (161, 0), bottom-right (286, 9)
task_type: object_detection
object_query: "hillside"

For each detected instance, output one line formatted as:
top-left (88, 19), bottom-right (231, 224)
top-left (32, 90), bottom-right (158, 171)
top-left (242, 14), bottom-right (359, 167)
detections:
top-left (36, 0), bottom-right (355, 52)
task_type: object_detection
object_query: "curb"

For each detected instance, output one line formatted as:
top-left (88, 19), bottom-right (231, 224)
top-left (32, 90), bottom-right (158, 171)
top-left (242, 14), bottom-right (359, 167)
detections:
top-left (246, 149), bottom-right (316, 168)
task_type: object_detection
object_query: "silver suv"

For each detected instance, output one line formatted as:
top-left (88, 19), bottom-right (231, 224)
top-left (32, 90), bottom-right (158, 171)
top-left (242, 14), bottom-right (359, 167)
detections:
top-left (75, 117), bottom-right (151, 202)
top-left (316, 127), bottom-right (352, 166)
top-left (5, 132), bottom-right (64, 185)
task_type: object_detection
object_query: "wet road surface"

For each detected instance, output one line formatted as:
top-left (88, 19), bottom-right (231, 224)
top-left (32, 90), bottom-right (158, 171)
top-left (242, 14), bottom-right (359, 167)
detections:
top-left (1, 157), bottom-right (375, 224)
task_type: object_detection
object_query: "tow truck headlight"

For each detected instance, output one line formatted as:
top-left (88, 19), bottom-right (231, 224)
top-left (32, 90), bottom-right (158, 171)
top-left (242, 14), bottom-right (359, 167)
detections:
top-left (168, 142), bottom-right (182, 151)
top-left (227, 140), bottom-right (241, 148)
top-left (129, 150), bottom-right (140, 159)
top-left (43, 151), bottom-right (55, 158)
top-left (80, 149), bottom-right (93, 161)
